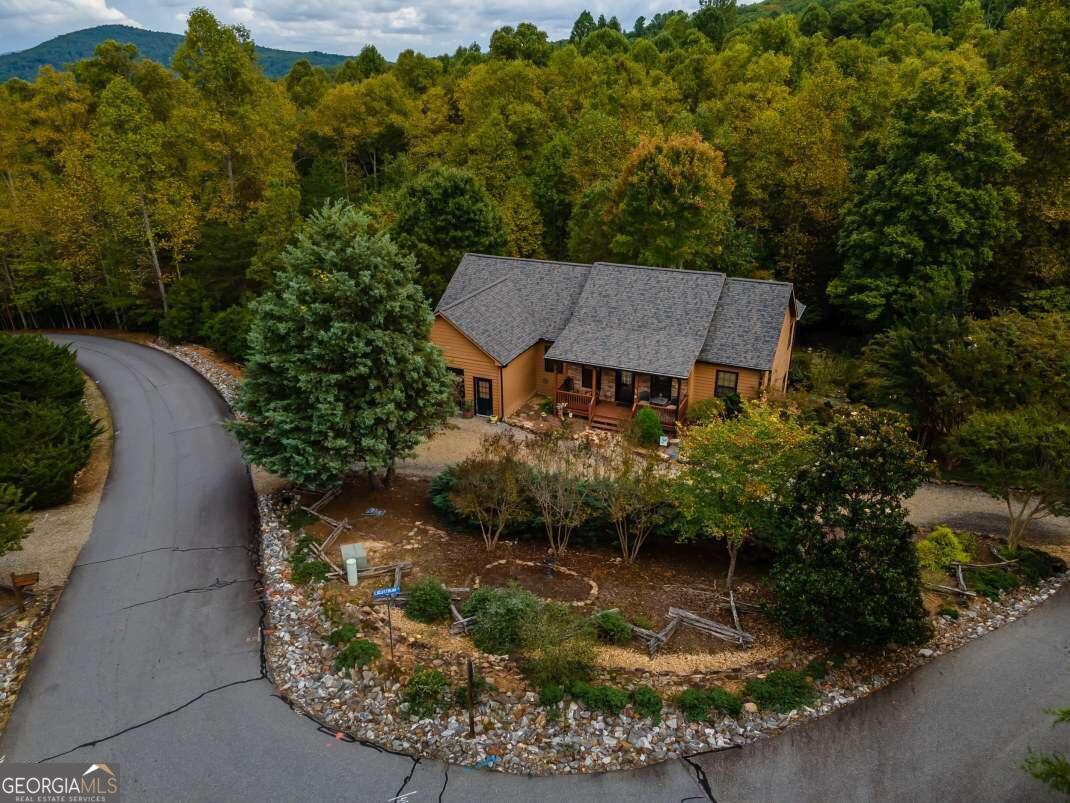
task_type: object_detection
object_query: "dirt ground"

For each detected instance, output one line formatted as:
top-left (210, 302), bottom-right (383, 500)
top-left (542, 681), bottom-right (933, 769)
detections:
top-left (0, 372), bottom-right (113, 588)
top-left (300, 475), bottom-right (792, 675)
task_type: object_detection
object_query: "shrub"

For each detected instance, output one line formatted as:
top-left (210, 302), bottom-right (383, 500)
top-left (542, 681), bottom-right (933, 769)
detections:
top-left (744, 670), bottom-right (816, 713)
top-left (325, 623), bottom-right (358, 646)
top-left (628, 407), bottom-right (664, 447)
top-left (676, 687), bottom-right (742, 721)
top-left (202, 304), bottom-right (253, 362)
top-left (522, 602), bottom-right (598, 687)
top-left (290, 535), bottom-right (331, 584)
top-left (803, 659), bottom-right (828, 681)
top-left (570, 682), bottom-right (630, 715)
top-left (916, 525), bottom-right (973, 573)
top-left (684, 396), bottom-right (725, 425)
top-left (538, 682), bottom-right (565, 709)
top-left (0, 484), bottom-right (31, 557)
top-left (0, 333), bottom-right (84, 403)
top-left (333, 638), bottom-right (380, 672)
top-left (540, 398), bottom-right (555, 415)
top-left (1009, 547), bottom-right (1066, 584)
top-left (631, 685), bottom-right (662, 722)
top-left (403, 666), bottom-right (448, 719)
top-left (285, 507), bottom-right (317, 530)
top-left (405, 577), bottom-right (452, 623)
top-left (966, 566), bottom-right (1020, 600)
top-left (938, 604), bottom-right (960, 619)
top-left (591, 609), bottom-right (633, 645)
top-left (462, 584), bottom-right (540, 654)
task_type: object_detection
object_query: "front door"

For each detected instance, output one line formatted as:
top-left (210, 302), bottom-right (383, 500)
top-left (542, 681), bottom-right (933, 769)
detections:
top-left (614, 370), bottom-right (634, 406)
top-left (474, 377), bottom-right (494, 416)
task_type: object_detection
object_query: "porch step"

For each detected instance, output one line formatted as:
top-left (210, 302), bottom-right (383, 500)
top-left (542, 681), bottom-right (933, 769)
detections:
top-left (590, 415), bottom-right (624, 432)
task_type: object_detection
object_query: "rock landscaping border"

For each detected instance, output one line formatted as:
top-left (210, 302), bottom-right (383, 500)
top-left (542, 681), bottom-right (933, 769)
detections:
top-left (152, 336), bottom-right (1070, 775)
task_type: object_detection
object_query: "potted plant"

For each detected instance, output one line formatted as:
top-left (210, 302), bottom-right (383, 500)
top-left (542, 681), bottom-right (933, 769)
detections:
top-left (462, 400), bottom-right (475, 419)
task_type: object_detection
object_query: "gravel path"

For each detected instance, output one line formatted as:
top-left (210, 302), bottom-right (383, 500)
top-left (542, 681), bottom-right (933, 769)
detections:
top-left (397, 416), bottom-right (529, 477)
top-left (908, 482), bottom-right (1070, 546)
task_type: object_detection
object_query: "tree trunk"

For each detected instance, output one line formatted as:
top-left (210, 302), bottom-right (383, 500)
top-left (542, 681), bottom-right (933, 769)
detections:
top-left (1, 258), bottom-right (27, 329)
top-left (226, 152), bottom-right (235, 198)
top-left (139, 196), bottom-right (168, 314)
top-left (725, 541), bottom-right (739, 596)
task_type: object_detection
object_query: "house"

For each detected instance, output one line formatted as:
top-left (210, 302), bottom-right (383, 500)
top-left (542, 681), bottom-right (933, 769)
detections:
top-left (431, 254), bottom-right (805, 432)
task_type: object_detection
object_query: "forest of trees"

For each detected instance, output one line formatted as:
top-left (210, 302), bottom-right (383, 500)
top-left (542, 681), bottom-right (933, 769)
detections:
top-left (0, 0), bottom-right (1067, 450)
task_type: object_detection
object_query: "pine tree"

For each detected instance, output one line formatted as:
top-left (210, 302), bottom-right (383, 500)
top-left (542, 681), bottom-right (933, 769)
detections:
top-left (231, 201), bottom-right (453, 489)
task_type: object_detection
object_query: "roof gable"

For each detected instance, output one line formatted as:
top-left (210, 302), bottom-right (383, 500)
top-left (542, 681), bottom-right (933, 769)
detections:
top-left (698, 277), bottom-right (794, 370)
top-left (544, 263), bottom-right (725, 378)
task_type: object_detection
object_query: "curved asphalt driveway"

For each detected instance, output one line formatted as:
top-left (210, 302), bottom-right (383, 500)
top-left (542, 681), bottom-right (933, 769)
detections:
top-left (2, 336), bottom-right (1066, 801)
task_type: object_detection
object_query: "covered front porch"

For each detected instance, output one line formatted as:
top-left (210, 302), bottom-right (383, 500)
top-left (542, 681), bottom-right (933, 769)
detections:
top-left (549, 362), bottom-right (689, 433)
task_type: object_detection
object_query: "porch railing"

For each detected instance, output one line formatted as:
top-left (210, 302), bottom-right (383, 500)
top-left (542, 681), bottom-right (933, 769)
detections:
top-left (632, 391), bottom-right (688, 433)
top-left (555, 385), bottom-right (595, 418)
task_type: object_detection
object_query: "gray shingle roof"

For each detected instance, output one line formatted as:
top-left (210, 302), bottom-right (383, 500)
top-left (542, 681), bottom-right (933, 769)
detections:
top-left (436, 254), bottom-right (800, 375)
top-left (698, 277), bottom-right (795, 371)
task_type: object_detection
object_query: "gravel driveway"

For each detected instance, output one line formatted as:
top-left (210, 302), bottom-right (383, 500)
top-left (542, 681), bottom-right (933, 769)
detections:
top-left (908, 482), bottom-right (1070, 546)
top-left (397, 415), bottom-right (529, 477)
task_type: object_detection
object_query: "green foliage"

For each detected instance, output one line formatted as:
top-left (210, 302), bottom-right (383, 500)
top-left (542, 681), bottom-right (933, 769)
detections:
top-left (631, 685), bottom-right (662, 722)
top-left (590, 610), bottom-right (634, 646)
top-left (403, 666), bottom-right (448, 719)
top-left (965, 566), bottom-right (1020, 600)
top-left (916, 526), bottom-right (973, 573)
top-left (683, 397), bottom-right (725, 425)
top-left (1022, 707), bottom-right (1070, 796)
top-left (324, 623), bottom-right (358, 646)
top-left (570, 682), bottom-right (630, 716)
top-left (289, 535), bottom-right (331, 585)
top-left (938, 604), bottom-right (960, 619)
top-left (744, 670), bottom-right (816, 713)
top-left (230, 201), bottom-right (454, 489)
top-left (629, 407), bottom-right (664, 447)
top-left (333, 638), bottom-right (380, 672)
top-left (202, 305), bottom-right (253, 362)
top-left (675, 687), bottom-right (742, 721)
top-left (0, 334), bottom-right (101, 510)
top-left (392, 167), bottom-right (506, 303)
top-left (461, 584), bottom-right (540, 655)
top-left (771, 408), bottom-right (931, 648)
top-left (1009, 547), bottom-right (1066, 584)
top-left (0, 484), bottom-right (31, 558)
top-left (405, 577), bottom-right (452, 623)
top-left (789, 350), bottom-right (859, 399)
top-left (950, 407), bottom-right (1070, 549)
top-left (521, 602), bottom-right (598, 687)
top-left (538, 682), bottom-right (565, 709)
top-left (284, 507), bottom-right (317, 530)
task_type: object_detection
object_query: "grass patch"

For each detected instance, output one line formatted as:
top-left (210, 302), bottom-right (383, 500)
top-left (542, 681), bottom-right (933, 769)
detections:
top-left (570, 682), bottom-right (630, 716)
top-left (403, 666), bottom-right (449, 719)
top-left (744, 670), bottom-right (816, 713)
top-left (675, 687), bottom-right (742, 721)
top-left (333, 638), bottom-right (380, 672)
top-left (631, 685), bottom-right (662, 722)
top-left (590, 609), bottom-right (634, 645)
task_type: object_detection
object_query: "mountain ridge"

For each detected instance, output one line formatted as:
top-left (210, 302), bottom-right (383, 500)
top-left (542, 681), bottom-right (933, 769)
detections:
top-left (0, 24), bottom-right (350, 81)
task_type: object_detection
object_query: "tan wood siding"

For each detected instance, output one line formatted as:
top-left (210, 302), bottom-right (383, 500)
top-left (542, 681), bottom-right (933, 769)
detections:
top-left (692, 361), bottom-right (762, 401)
top-left (502, 343), bottom-right (540, 417)
top-left (431, 316), bottom-right (502, 417)
top-left (536, 343), bottom-right (558, 397)
top-left (769, 307), bottom-right (795, 392)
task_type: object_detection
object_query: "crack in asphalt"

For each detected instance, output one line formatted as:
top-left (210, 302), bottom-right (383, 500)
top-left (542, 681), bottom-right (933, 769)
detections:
top-left (680, 754), bottom-right (717, 802)
top-left (75, 544), bottom-right (251, 568)
top-left (118, 577), bottom-right (257, 611)
top-left (438, 762), bottom-right (449, 803)
top-left (390, 756), bottom-right (421, 802)
top-left (37, 676), bottom-right (265, 763)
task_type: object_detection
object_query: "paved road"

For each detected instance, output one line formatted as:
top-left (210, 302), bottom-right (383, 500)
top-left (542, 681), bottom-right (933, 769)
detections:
top-left (3, 336), bottom-right (1066, 802)
top-left (0, 336), bottom-right (706, 801)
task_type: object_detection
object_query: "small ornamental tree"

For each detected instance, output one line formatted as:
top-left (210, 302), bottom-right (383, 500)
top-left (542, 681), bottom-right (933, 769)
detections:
top-left (231, 200), bottom-right (454, 489)
top-left (949, 407), bottom-right (1070, 550)
top-left (449, 431), bottom-right (527, 550)
top-left (771, 407), bottom-right (932, 648)
top-left (672, 401), bottom-right (812, 619)
top-left (521, 431), bottom-right (595, 557)
top-left (590, 442), bottom-right (667, 563)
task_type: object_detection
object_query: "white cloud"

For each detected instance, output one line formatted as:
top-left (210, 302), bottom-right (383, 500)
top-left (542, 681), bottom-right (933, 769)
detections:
top-left (0, 0), bottom-right (140, 52)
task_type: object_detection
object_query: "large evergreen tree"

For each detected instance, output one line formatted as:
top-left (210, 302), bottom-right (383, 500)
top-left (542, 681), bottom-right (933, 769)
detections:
top-left (231, 201), bottom-right (453, 488)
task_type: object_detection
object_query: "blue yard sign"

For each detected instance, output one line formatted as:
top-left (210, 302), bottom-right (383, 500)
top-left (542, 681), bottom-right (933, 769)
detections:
top-left (373, 586), bottom-right (401, 600)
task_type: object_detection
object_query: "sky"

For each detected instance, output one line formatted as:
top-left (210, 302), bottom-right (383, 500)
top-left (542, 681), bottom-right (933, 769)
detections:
top-left (0, 0), bottom-right (699, 58)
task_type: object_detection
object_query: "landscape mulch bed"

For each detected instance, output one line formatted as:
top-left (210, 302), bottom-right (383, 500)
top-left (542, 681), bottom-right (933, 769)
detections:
top-left (301, 475), bottom-right (786, 663)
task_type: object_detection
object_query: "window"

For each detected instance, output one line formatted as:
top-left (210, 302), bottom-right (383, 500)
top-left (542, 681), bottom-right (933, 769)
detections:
top-left (544, 358), bottom-right (562, 374)
top-left (715, 370), bottom-right (738, 398)
top-left (649, 375), bottom-right (672, 402)
top-left (581, 367), bottom-right (593, 389)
